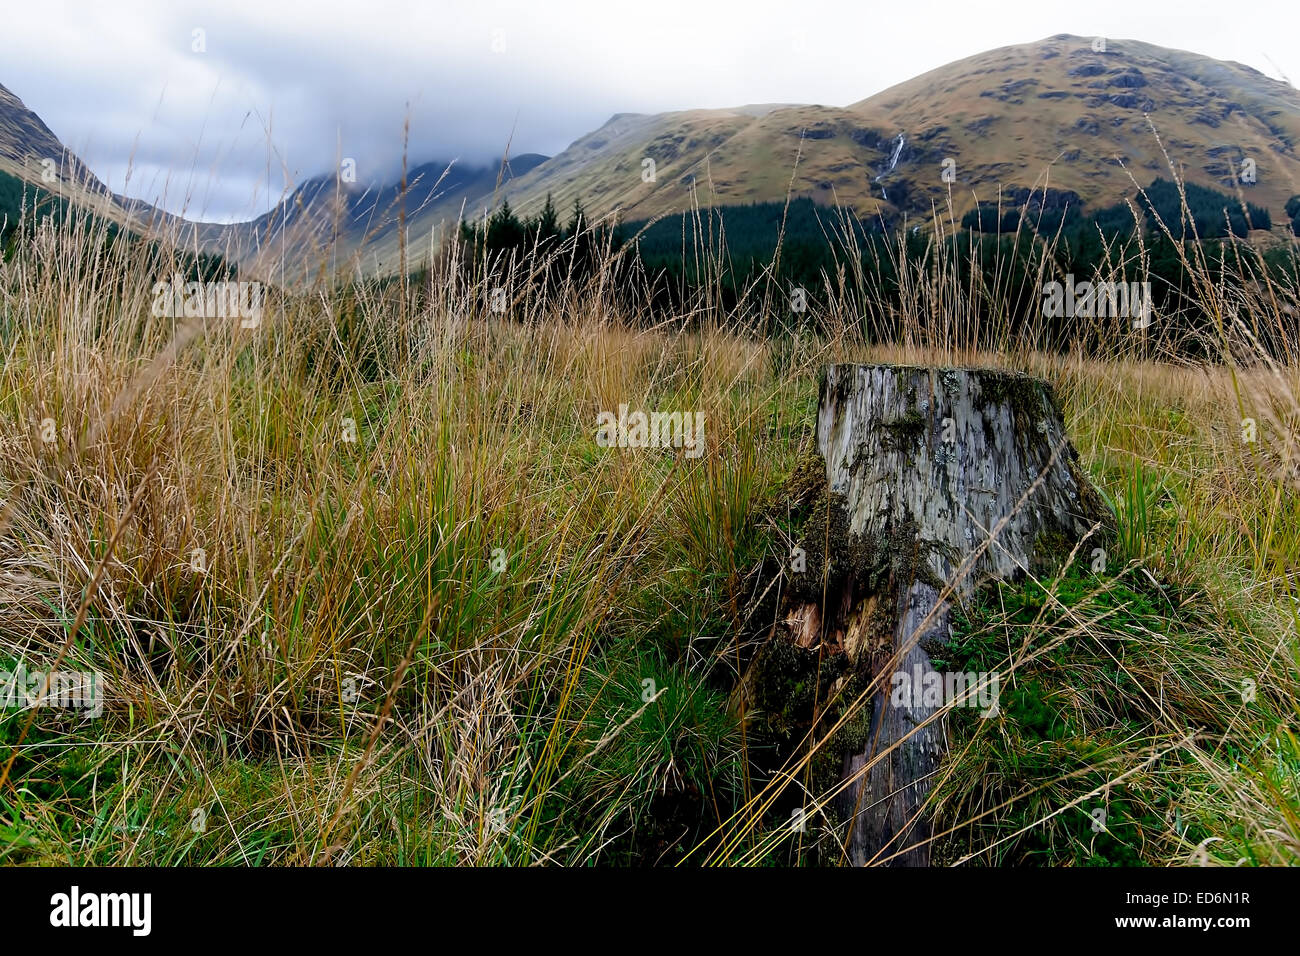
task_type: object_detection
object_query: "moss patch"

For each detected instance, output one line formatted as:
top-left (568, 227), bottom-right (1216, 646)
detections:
top-left (931, 565), bottom-right (1250, 866)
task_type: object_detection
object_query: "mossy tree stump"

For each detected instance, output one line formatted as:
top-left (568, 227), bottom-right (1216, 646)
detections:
top-left (784, 364), bottom-right (1105, 865)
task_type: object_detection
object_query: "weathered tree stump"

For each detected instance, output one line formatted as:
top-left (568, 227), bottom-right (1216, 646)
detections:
top-left (779, 364), bottom-right (1106, 866)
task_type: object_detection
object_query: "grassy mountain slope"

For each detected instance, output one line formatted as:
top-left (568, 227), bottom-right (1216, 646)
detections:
top-left (0, 82), bottom-right (191, 243)
top-left (385, 36), bottom-right (1300, 272)
top-left (0, 82), bottom-right (104, 192)
top-left (6, 34), bottom-right (1298, 279)
top-left (847, 34), bottom-right (1300, 221)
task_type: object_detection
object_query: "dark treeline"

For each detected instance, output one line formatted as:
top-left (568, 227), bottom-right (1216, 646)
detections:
top-left (453, 179), bottom-right (1298, 357)
top-left (1288, 196), bottom-right (1300, 236)
top-left (625, 180), bottom-right (1286, 321)
top-left (454, 193), bottom-right (621, 288)
top-left (961, 178), bottom-right (1272, 240)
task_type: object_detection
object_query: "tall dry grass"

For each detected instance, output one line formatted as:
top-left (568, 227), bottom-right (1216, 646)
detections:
top-left (0, 162), bottom-right (1297, 865)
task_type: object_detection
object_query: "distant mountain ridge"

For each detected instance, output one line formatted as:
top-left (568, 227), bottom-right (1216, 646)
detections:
top-left (196, 153), bottom-right (549, 279)
top-left (3, 35), bottom-right (1298, 279)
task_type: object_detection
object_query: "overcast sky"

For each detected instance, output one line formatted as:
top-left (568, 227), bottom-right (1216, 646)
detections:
top-left (5, 0), bottom-right (1298, 221)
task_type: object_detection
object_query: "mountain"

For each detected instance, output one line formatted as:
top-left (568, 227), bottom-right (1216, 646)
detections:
top-left (199, 153), bottom-right (549, 278)
top-left (0, 82), bottom-right (105, 193)
top-left (847, 34), bottom-right (1300, 220)
top-left (372, 35), bottom-right (1300, 271)
top-left (4, 35), bottom-right (1299, 278)
top-left (490, 35), bottom-right (1299, 226)
top-left (0, 75), bottom-right (544, 275)
top-left (0, 82), bottom-right (189, 240)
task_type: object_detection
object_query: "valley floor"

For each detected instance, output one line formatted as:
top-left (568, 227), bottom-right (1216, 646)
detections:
top-left (2, 300), bottom-right (1297, 865)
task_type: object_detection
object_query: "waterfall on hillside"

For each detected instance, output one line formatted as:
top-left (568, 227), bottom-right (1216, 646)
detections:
top-left (874, 132), bottom-right (906, 200)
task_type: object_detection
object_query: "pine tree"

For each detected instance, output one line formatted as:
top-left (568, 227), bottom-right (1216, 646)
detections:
top-left (566, 197), bottom-right (586, 240)
top-left (536, 193), bottom-right (561, 243)
top-left (487, 198), bottom-right (524, 250)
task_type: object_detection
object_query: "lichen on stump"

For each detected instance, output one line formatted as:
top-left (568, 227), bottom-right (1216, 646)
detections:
top-left (750, 364), bottom-right (1108, 866)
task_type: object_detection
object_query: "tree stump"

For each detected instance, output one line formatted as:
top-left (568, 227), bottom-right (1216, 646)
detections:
top-left (782, 364), bottom-right (1106, 866)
